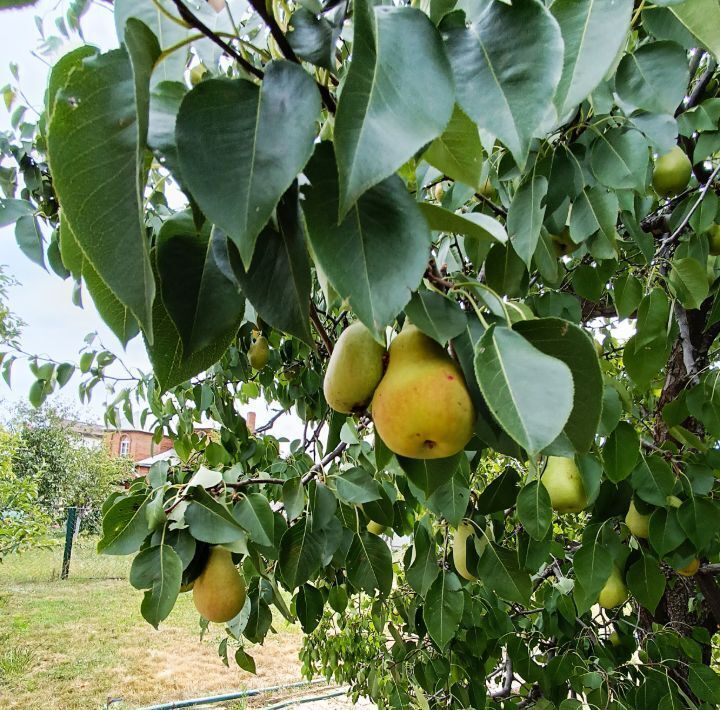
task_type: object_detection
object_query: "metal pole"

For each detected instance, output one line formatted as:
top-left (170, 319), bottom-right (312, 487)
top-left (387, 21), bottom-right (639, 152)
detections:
top-left (61, 506), bottom-right (77, 580)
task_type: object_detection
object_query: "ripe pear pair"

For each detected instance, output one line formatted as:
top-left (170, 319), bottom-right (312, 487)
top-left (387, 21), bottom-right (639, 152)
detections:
top-left (323, 321), bottom-right (475, 459)
top-left (192, 547), bottom-right (247, 623)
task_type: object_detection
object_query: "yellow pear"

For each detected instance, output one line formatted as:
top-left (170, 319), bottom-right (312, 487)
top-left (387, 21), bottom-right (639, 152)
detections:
top-left (248, 335), bottom-right (269, 370)
top-left (371, 325), bottom-right (475, 459)
top-left (599, 565), bottom-right (628, 609)
top-left (677, 558), bottom-right (700, 577)
top-left (625, 500), bottom-right (650, 539)
top-left (323, 321), bottom-right (386, 414)
top-left (366, 520), bottom-right (387, 535)
top-left (541, 457), bottom-right (587, 513)
top-left (652, 146), bottom-right (692, 198)
top-left (453, 522), bottom-right (478, 581)
top-left (192, 547), bottom-right (247, 623)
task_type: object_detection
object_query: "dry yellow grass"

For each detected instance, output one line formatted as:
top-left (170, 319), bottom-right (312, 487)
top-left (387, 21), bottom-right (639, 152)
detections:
top-left (0, 543), bottom-right (310, 710)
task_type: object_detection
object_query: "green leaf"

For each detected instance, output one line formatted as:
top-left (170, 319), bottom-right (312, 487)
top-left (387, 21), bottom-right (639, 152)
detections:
top-left (278, 518), bottom-right (324, 589)
top-left (176, 61), bottom-right (320, 267)
top-left (234, 493), bottom-right (275, 548)
top-left (476, 543), bottom-right (532, 605)
top-left (97, 494), bottom-right (150, 555)
top-left (295, 584), bottom-right (324, 633)
top-left (631, 455), bottom-right (675, 507)
top-left (688, 663), bottom-right (720, 704)
top-left (282, 478), bottom-right (305, 521)
top-left (335, 467), bottom-right (382, 505)
top-left (508, 175), bottom-right (548, 269)
top-left (129, 544), bottom-right (182, 628)
top-left (423, 571), bottom-right (463, 649)
top-left (484, 243), bottom-right (529, 299)
top-left (648, 508), bottom-right (685, 557)
top-left (406, 523), bottom-right (439, 598)
top-left (475, 467), bottom-right (520, 514)
top-left (590, 128), bottom-right (649, 192)
top-left (551, 0), bottom-right (634, 117)
top-left (445, 0), bottom-right (563, 167)
top-left (232, 185), bottom-right (313, 345)
top-left (418, 203), bottom-right (508, 246)
top-left (423, 469), bottom-right (471, 528)
top-left (573, 543), bottom-right (612, 599)
top-left (668, 0), bottom-right (720, 62)
top-left (669, 257), bottom-right (709, 310)
top-left (624, 333), bottom-right (669, 390)
top-left (516, 480), bottom-right (552, 541)
top-left (14, 215), bottom-right (45, 270)
top-left (156, 212), bottom-right (244, 355)
top-left (678, 496), bottom-right (720, 551)
top-left (514, 318), bottom-right (603, 453)
top-left (616, 41), bottom-right (689, 114)
top-left (334, 1), bottom-right (453, 215)
top-left (0, 197), bottom-right (33, 227)
top-left (423, 104), bottom-right (483, 189)
top-left (287, 8), bottom-right (337, 70)
top-left (184, 487), bottom-right (247, 545)
top-left (627, 553), bottom-right (665, 614)
top-left (147, 80), bottom-right (187, 183)
top-left (404, 291), bottom-right (467, 345)
top-left (569, 187), bottom-right (618, 249)
top-left (47, 35), bottom-right (157, 338)
top-left (398, 455), bottom-right (461, 497)
top-left (613, 274), bottom-right (643, 320)
top-left (303, 143), bottom-right (431, 339)
top-left (602, 422), bottom-right (640, 483)
top-left (347, 531), bottom-right (393, 597)
top-left (474, 325), bottom-right (574, 455)
top-left (114, 0), bottom-right (187, 84)
top-left (235, 648), bottom-right (256, 674)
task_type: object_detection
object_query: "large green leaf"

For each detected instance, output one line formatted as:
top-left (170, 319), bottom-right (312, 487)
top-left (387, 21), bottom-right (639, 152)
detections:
top-left (508, 174), bottom-right (548, 268)
top-left (514, 318), bottom-right (603, 453)
top-left (406, 523), bottom-right (439, 598)
top-left (278, 518), bottom-right (324, 589)
top-left (423, 104), bottom-right (483, 189)
top-left (156, 212), bottom-right (244, 355)
top-left (616, 41), bottom-right (689, 115)
top-left (648, 508), bottom-right (685, 557)
top-left (129, 544), bottom-right (182, 628)
top-left (347, 531), bottom-right (393, 597)
top-left (602, 422), bottom-right (640, 483)
top-left (114, 0), bottom-right (187, 84)
top-left (631, 455), bottom-right (675, 507)
top-left (233, 493), bottom-right (275, 548)
top-left (475, 467), bottom-right (520, 514)
top-left (303, 143), bottom-right (431, 339)
top-left (688, 663), bottom-right (720, 704)
top-left (476, 543), bottom-right (531, 605)
top-left (404, 291), bottom-right (467, 345)
top-left (335, 467), bottom-right (382, 505)
top-left (590, 128), bottom-right (649, 192)
top-left (668, 0), bottom-right (720, 62)
top-left (59, 217), bottom-right (139, 346)
top-left (97, 494), bottom-right (150, 555)
top-left (419, 203), bottom-right (508, 246)
top-left (551, 0), bottom-right (634, 117)
top-left (516, 481), bottom-right (552, 541)
top-left (444, 0), bottom-right (564, 167)
top-left (398, 455), bottom-right (462, 497)
top-left (47, 28), bottom-right (157, 338)
top-left (678, 497), bottom-right (720, 551)
top-left (176, 61), bottom-right (320, 267)
top-left (334, 0), bottom-right (453, 215)
top-left (626, 553), bottom-right (665, 614)
top-left (573, 543), bottom-right (612, 599)
top-left (669, 257), bottom-right (709, 310)
top-left (184, 487), bottom-right (247, 544)
top-left (474, 325), bottom-right (574, 455)
top-left (423, 571), bottom-right (463, 649)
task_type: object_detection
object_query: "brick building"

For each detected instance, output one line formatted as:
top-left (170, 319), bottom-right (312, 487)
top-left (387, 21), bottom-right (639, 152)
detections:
top-left (106, 428), bottom-right (175, 463)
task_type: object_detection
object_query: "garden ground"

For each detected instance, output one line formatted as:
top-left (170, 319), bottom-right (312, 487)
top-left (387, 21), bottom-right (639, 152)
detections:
top-left (0, 539), bottom-right (346, 710)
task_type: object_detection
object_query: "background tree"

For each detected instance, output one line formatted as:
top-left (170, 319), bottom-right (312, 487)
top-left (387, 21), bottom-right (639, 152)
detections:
top-left (2, 0), bottom-right (720, 707)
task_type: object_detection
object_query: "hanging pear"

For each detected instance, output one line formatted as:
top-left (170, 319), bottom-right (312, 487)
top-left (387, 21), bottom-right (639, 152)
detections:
top-left (371, 325), bottom-right (475, 459)
top-left (323, 321), bottom-right (386, 414)
top-left (192, 547), bottom-right (246, 623)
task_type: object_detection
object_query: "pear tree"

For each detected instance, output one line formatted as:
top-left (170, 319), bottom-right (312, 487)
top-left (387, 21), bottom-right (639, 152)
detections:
top-left (3, 0), bottom-right (720, 706)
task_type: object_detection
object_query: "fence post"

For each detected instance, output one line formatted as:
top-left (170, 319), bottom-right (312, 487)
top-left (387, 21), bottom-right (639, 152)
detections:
top-left (61, 506), bottom-right (78, 580)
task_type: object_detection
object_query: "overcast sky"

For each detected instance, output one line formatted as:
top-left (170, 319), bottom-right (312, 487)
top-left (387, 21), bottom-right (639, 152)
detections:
top-left (0, 1), bottom-right (303, 440)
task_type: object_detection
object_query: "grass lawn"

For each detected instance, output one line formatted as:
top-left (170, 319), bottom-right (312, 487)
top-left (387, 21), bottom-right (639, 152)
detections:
top-left (0, 539), bottom-right (309, 710)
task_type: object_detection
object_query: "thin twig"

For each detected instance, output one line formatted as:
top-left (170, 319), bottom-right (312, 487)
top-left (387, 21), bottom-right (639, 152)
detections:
top-left (310, 302), bottom-right (334, 354)
top-left (227, 477), bottom-right (285, 488)
top-left (301, 441), bottom-right (347, 485)
top-left (254, 409), bottom-right (287, 434)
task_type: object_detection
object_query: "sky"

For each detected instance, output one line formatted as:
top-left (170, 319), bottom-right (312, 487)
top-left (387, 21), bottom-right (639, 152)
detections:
top-left (0, 1), bottom-right (303, 440)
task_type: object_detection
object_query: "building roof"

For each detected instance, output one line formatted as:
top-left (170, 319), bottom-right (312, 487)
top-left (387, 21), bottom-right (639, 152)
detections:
top-left (136, 448), bottom-right (179, 468)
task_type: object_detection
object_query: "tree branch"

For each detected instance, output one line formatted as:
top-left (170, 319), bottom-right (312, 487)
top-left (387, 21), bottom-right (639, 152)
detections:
top-left (489, 654), bottom-right (513, 699)
top-left (171, 0), bottom-right (264, 80)
top-left (674, 302), bottom-right (700, 387)
top-left (254, 409), bottom-right (287, 434)
top-left (302, 441), bottom-right (347, 485)
top-left (227, 477), bottom-right (285, 488)
top-left (310, 302), bottom-right (334, 355)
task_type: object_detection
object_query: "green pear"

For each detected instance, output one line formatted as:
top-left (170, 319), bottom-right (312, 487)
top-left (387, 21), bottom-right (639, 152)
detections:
top-left (550, 227), bottom-right (579, 258)
top-left (707, 224), bottom-right (720, 256)
top-left (323, 321), bottom-right (386, 414)
top-left (371, 325), bottom-right (475, 459)
top-left (248, 335), bottom-right (269, 370)
top-left (193, 547), bottom-right (247, 623)
top-left (625, 500), bottom-right (650, 539)
top-left (652, 146), bottom-right (691, 198)
top-left (609, 630), bottom-right (621, 647)
top-left (541, 457), bottom-right (587, 513)
top-left (598, 565), bottom-right (628, 609)
top-left (677, 558), bottom-right (700, 577)
top-left (452, 521), bottom-right (478, 581)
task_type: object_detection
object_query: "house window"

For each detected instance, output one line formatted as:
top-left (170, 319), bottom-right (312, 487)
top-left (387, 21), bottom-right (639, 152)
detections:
top-left (119, 437), bottom-right (130, 457)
